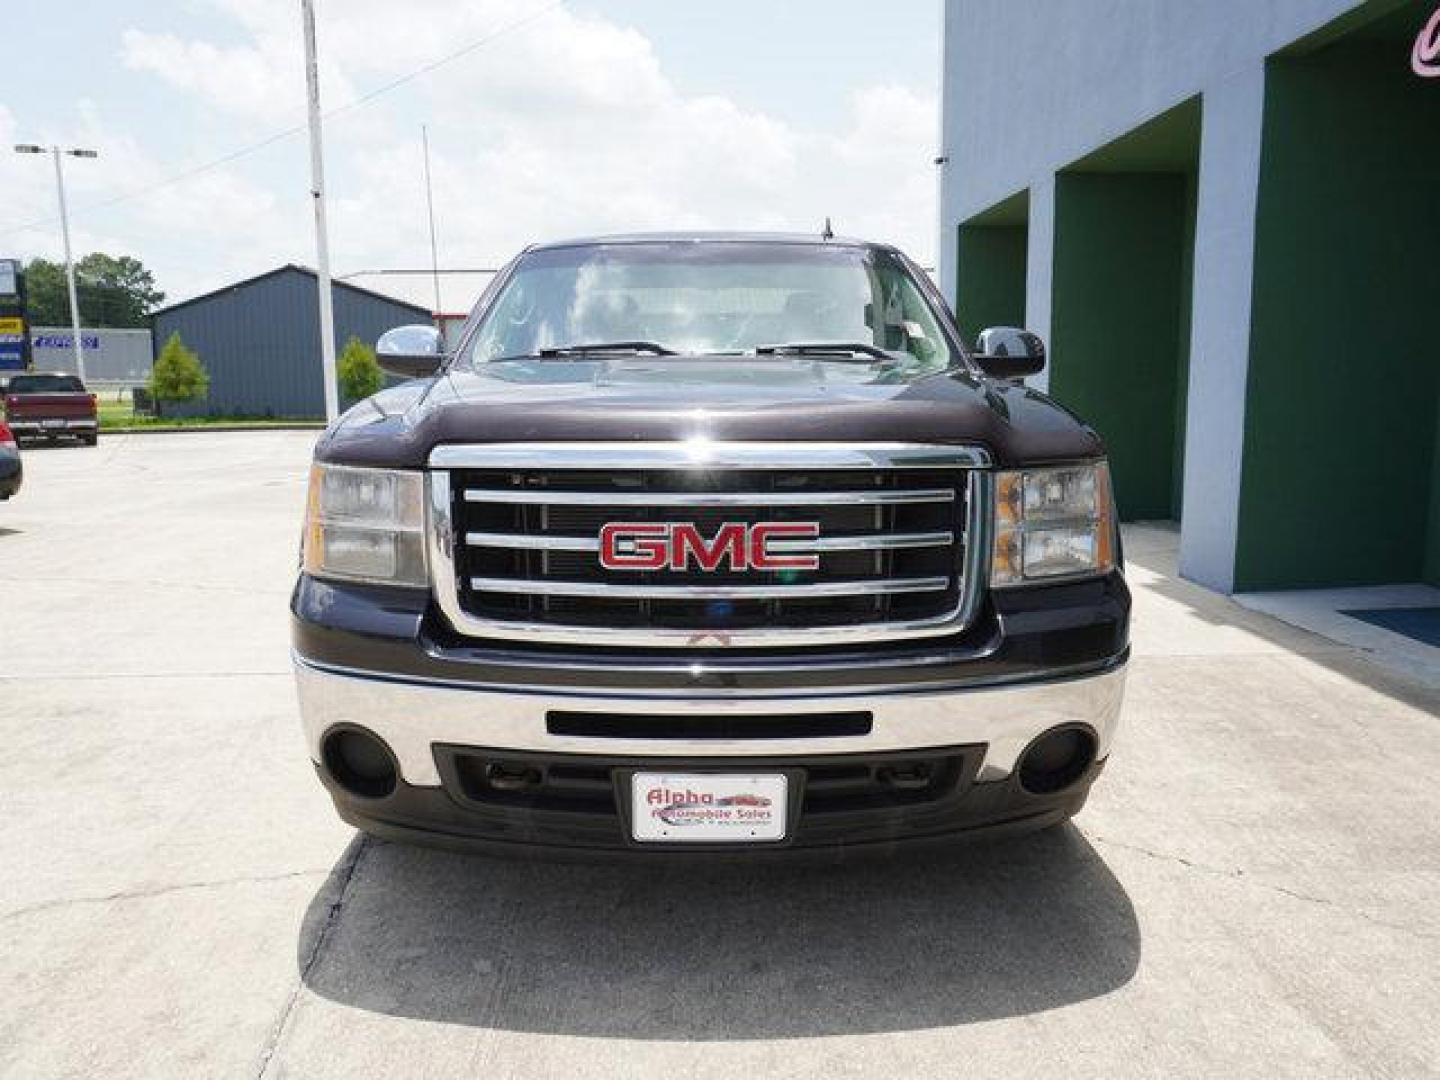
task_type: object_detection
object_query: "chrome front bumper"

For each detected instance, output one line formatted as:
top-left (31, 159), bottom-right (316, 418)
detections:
top-left (9, 418), bottom-right (97, 432)
top-left (293, 655), bottom-right (1127, 788)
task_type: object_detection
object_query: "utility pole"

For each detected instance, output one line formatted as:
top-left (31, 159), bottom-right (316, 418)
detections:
top-left (421, 125), bottom-right (442, 320)
top-left (14, 143), bottom-right (98, 382)
top-left (301, 0), bottom-right (339, 422)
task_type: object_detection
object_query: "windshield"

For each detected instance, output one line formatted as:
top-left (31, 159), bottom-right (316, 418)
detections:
top-left (462, 242), bottom-right (957, 373)
top-left (7, 374), bottom-right (85, 393)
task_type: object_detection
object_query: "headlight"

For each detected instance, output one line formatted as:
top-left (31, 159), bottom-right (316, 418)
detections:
top-left (302, 463), bottom-right (426, 586)
top-left (991, 462), bottom-right (1116, 586)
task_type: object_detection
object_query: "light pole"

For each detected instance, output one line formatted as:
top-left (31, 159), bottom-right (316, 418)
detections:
top-left (14, 143), bottom-right (98, 383)
top-left (421, 125), bottom-right (442, 319)
top-left (300, 0), bottom-right (339, 422)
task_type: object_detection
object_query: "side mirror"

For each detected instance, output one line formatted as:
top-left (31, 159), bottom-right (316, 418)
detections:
top-left (376, 324), bottom-right (444, 378)
top-left (973, 327), bottom-right (1046, 379)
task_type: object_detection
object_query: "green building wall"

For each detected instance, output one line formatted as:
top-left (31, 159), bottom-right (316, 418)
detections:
top-left (1050, 172), bottom-right (1194, 520)
top-left (954, 193), bottom-right (1029, 345)
top-left (1236, 31), bottom-right (1440, 588)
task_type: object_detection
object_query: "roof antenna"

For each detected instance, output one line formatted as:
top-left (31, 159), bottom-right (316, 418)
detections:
top-left (821, 216), bottom-right (834, 241)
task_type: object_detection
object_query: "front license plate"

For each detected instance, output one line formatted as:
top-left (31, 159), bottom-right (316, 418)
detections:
top-left (631, 772), bottom-right (788, 843)
top-left (41, 419), bottom-right (64, 428)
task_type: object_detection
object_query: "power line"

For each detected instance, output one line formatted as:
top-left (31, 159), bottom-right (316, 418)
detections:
top-left (0, 0), bottom-right (566, 241)
top-left (324, 1), bottom-right (565, 119)
top-left (10, 128), bottom-right (308, 236)
top-left (336, 267), bottom-right (502, 278)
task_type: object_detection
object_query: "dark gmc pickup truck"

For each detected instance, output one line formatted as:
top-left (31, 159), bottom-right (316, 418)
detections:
top-left (292, 233), bottom-right (1129, 857)
top-left (3, 373), bottom-right (99, 445)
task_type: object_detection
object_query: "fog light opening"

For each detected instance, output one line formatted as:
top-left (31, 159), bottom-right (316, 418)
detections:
top-left (1017, 725), bottom-right (1097, 796)
top-left (322, 726), bottom-right (399, 799)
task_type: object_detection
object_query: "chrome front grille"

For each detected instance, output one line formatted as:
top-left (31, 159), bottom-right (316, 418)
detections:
top-left (426, 442), bottom-right (991, 647)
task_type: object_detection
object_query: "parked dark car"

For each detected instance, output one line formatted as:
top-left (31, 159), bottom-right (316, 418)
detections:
top-left (3, 373), bottom-right (99, 445)
top-left (292, 232), bottom-right (1129, 858)
top-left (0, 420), bottom-right (21, 500)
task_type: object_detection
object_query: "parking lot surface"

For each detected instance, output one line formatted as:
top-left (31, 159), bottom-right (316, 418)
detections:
top-left (2, 432), bottom-right (1437, 1079)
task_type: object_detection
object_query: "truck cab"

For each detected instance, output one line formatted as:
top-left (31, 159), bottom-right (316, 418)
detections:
top-left (291, 233), bottom-right (1129, 857)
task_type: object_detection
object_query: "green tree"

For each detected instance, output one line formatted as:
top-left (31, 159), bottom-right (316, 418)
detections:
top-left (149, 332), bottom-right (209, 411)
top-left (20, 259), bottom-right (67, 325)
top-left (76, 253), bottom-right (165, 325)
top-left (22, 253), bottom-right (165, 328)
top-left (337, 335), bottom-right (383, 401)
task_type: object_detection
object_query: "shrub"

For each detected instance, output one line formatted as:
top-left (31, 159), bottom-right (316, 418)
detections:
top-left (149, 332), bottom-right (209, 408)
top-left (337, 335), bottom-right (383, 401)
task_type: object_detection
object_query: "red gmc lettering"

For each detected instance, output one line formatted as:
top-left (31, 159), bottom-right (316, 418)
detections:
top-left (674, 522), bottom-right (747, 571)
top-left (750, 522), bottom-right (821, 570)
top-left (599, 522), bottom-right (820, 572)
top-left (598, 523), bottom-right (670, 570)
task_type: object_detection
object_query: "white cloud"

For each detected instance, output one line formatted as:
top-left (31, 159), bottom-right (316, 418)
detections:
top-left (121, 30), bottom-right (297, 123)
top-left (814, 84), bottom-right (940, 254)
top-left (0, 94), bottom-right (307, 304)
top-left (120, 0), bottom-right (357, 125)
top-left (312, 1), bottom-right (936, 273)
top-left (16, 0), bottom-right (939, 307)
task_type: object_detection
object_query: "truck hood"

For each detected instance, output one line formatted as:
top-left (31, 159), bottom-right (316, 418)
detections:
top-left (317, 357), bottom-right (1104, 469)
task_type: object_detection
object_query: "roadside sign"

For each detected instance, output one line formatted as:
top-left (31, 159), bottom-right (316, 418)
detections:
top-left (0, 258), bottom-right (30, 372)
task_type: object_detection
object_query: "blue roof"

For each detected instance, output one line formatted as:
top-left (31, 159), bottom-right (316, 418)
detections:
top-left (151, 264), bottom-right (432, 319)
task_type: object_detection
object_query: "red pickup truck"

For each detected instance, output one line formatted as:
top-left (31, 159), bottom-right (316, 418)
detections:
top-left (3, 373), bottom-right (99, 446)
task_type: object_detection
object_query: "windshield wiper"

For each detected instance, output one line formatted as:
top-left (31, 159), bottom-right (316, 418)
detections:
top-left (534, 340), bottom-right (676, 358)
top-left (753, 342), bottom-right (900, 363)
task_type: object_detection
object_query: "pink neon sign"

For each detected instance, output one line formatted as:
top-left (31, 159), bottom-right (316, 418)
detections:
top-left (1414, 5), bottom-right (1440, 77)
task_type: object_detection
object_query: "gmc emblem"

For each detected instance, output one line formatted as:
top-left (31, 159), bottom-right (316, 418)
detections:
top-left (599, 522), bottom-right (820, 572)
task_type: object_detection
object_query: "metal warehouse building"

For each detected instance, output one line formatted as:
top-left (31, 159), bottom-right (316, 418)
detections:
top-left (150, 265), bottom-right (431, 418)
top-left (939, 0), bottom-right (1440, 594)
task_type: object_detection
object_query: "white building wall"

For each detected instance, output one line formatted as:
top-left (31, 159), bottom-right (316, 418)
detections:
top-left (1021, 174), bottom-right (1056, 395)
top-left (1176, 66), bottom-right (1268, 591)
top-left (938, 0), bottom-right (1360, 259)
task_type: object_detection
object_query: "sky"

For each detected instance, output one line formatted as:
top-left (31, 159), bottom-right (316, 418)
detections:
top-left (0, 0), bottom-right (942, 312)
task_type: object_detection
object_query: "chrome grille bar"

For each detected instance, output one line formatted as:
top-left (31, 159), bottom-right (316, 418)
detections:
top-left (432, 441), bottom-right (992, 470)
top-left (464, 530), bottom-right (955, 553)
top-left (463, 488), bottom-right (955, 507)
top-left (468, 576), bottom-right (952, 599)
top-left (424, 442), bottom-right (992, 649)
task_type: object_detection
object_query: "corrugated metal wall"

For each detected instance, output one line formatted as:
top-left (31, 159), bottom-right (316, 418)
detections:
top-left (151, 267), bottom-right (430, 417)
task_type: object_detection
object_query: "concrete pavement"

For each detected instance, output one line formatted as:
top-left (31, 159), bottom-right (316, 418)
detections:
top-left (1, 433), bottom-right (1436, 1078)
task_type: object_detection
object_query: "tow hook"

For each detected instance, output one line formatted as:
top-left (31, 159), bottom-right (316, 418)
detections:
top-left (878, 763), bottom-right (933, 791)
top-left (485, 762), bottom-right (541, 792)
